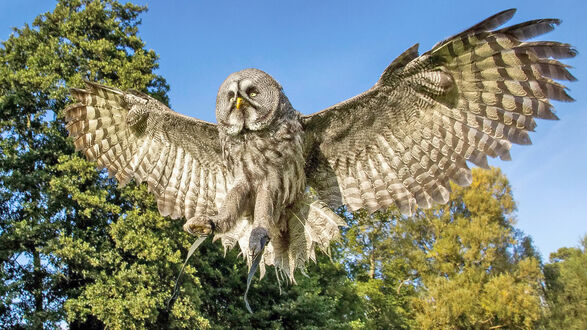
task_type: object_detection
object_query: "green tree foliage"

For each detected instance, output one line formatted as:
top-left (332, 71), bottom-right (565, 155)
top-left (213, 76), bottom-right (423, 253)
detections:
top-left (192, 245), bottom-right (363, 329)
top-left (341, 208), bottom-right (418, 329)
top-left (543, 235), bottom-right (587, 329)
top-left (0, 0), bottom-right (195, 327)
top-left (343, 168), bottom-right (545, 329)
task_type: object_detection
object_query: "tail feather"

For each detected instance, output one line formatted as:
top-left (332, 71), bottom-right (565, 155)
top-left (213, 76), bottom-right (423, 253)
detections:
top-left (214, 192), bottom-right (346, 283)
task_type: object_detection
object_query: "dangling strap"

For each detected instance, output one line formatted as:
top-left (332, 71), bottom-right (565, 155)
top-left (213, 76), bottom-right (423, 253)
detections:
top-left (167, 235), bottom-right (209, 307)
top-left (244, 252), bottom-right (263, 313)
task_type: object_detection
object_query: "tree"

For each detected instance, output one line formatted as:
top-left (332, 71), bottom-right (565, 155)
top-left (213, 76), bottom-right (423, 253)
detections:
top-left (190, 243), bottom-right (364, 329)
top-left (543, 235), bottom-right (587, 329)
top-left (410, 168), bottom-right (545, 329)
top-left (342, 168), bottom-right (545, 329)
top-left (341, 207), bottom-right (418, 329)
top-left (0, 0), bottom-right (187, 327)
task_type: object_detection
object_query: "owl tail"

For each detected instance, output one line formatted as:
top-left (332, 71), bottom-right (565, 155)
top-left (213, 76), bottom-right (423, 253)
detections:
top-left (213, 191), bottom-right (347, 283)
top-left (267, 196), bottom-right (347, 283)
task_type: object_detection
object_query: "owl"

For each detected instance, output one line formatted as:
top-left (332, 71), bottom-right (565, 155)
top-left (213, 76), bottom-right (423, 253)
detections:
top-left (65, 9), bottom-right (575, 281)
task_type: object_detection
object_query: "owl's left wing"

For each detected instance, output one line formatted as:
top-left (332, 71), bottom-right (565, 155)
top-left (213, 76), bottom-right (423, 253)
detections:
top-left (65, 81), bottom-right (229, 222)
top-left (303, 9), bottom-right (576, 214)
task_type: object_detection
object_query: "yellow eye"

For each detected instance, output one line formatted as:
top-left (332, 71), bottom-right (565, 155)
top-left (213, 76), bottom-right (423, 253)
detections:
top-left (247, 87), bottom-right (259, 98)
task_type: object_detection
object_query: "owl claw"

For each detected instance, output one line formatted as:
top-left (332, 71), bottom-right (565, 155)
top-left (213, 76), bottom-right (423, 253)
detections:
top-left (183, 217), bottom-right (215, 236)
top-left (249, 227), bottom-right (270, 257)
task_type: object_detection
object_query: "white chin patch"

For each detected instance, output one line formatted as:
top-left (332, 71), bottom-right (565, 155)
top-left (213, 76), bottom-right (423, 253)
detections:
top-left (245, 120), bottom-right (263, 131)
top-left (226, 111), bottom-right (244, 135)
top-left (244, 108), bottom-right (269, 131)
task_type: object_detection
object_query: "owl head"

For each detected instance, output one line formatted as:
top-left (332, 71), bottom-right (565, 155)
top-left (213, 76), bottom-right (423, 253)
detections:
top-left (216, 68), bottom-right (287, 135)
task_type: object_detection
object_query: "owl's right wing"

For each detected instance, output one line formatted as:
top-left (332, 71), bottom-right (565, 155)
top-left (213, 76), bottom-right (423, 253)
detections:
top-left (303, 9), bottom-right (576, 215)
top-left (65, 81), bottom-right (230, 221)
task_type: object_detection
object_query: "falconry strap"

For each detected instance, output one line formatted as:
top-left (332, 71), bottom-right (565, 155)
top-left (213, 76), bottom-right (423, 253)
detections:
top-left (167, 234), bottom-right (209, 307)
top-left (244, 251), bottom-right (264, 313)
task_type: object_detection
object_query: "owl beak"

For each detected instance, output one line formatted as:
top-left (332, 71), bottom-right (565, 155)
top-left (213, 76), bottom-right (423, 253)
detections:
top-left (236, 97), bottom-right (244, 110)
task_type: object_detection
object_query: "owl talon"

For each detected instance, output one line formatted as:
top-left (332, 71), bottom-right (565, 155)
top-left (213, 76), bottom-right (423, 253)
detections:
top-left (183, 217), bottom-right (215, 236)
top-left (249, 227), bottom-right (270, 257)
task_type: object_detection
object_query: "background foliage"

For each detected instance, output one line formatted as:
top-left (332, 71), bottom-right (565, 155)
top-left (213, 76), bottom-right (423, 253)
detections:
top-left (0, 1), bottom-right (584, 329)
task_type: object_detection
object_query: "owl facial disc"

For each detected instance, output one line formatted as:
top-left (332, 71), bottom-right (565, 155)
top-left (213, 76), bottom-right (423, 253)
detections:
top-left (216, 68), bottom-right (282, 135)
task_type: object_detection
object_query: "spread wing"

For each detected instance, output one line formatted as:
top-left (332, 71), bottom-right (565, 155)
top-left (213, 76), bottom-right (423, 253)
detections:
top-left (303, 9), bottom-right (576, 215)
top-left (65, 81), bottom-right (229, 221)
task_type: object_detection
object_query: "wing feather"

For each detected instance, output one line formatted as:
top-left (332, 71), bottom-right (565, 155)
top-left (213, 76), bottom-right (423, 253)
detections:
top-left (303, 10), bottom-right (575, 214)
top-left (65, 81), bottom-right (228, 222)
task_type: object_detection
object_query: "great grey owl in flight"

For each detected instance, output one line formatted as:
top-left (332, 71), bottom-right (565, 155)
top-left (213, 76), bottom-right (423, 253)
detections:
top-left (65, 9), bottom-right (575, 280)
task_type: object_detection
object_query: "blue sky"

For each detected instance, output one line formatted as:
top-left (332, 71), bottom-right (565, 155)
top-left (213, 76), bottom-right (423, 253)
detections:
top-left (2, 0), bottom-right (585, 259)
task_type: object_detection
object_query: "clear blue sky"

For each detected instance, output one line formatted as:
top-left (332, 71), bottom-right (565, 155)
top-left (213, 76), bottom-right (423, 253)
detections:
top-left (2, 0), bottom-right (585, 259)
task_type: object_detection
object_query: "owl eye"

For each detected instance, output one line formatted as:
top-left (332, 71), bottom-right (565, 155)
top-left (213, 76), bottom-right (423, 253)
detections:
top-left (227, 91), bottom-right (235, 102)
top-left (247, 87), bottom-right (259, 98)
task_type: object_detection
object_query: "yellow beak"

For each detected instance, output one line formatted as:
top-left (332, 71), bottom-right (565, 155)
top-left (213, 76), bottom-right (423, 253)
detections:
top-left (236, 97), bottom-right (243, 110)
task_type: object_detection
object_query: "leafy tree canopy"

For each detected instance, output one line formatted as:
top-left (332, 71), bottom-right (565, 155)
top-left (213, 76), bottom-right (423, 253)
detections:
top-left (543, 235), bottom-right (587, 329)
top-left (342, 168), bottom-right (545, 329)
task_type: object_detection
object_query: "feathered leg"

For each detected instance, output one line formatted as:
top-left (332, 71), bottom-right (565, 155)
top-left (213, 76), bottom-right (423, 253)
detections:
top-left (249, 186), bottom-right (274, 256)
top-left (184, 180), bottom-right (251, 235)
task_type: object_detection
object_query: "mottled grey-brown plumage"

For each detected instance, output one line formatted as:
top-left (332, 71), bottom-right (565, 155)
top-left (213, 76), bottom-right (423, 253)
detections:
top-left (64, 9), bottom-right (576, 280)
